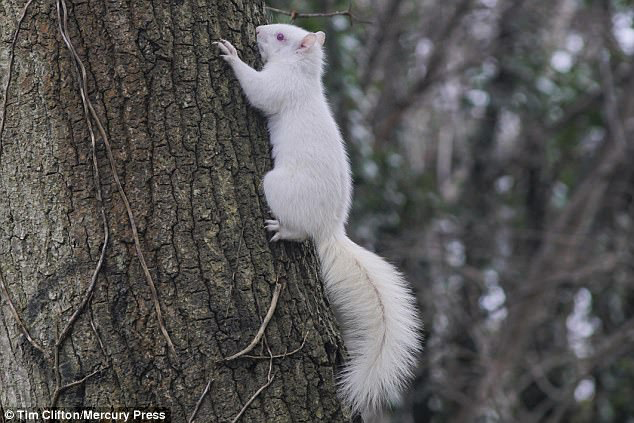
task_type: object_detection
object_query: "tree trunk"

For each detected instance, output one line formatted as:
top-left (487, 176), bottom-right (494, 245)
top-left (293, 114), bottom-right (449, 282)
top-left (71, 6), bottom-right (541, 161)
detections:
top-left (0, 1), bottom-right (347, 422)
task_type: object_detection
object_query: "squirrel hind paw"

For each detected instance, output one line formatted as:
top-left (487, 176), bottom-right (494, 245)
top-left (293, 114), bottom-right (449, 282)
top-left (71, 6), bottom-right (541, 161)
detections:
top-left (264, 219), bottom-right (308, 242)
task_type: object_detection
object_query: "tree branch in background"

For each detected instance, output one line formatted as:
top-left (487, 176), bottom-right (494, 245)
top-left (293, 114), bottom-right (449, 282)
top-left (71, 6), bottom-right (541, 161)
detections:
top-left (266, 2), bottom-right (373, 25)
top-left (456, 49), bottom-right (631, 423)
top-left (374, 0), bottom-right (474, 141)
top-left (359, 0), bottom-right (405, 89)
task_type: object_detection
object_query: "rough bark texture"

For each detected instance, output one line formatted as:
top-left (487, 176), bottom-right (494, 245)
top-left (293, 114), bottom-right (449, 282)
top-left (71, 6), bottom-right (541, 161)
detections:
top-left (0, 1), bottom-right (347, 421)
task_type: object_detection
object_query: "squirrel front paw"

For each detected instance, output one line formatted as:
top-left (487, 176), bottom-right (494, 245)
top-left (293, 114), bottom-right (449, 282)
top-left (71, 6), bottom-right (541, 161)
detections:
top-left (214, 39), bottom-right (238, 62)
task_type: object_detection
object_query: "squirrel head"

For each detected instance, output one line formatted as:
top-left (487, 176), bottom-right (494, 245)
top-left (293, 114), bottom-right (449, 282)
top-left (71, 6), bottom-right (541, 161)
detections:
top-left (256, 24), bottom-right (325, 67)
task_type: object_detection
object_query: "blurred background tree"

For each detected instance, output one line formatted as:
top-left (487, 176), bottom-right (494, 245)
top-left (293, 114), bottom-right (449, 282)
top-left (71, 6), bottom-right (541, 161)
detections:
top-left (267, 0), bottom-right (634, 422)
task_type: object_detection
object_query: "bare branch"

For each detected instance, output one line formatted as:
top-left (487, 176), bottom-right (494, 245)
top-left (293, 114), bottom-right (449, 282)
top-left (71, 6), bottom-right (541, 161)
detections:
top-left (230, 344), bottom-right (276, 423)
top-left (600, 52), bottom-right (628, 152)
top-left (54, 0), bottom-right (111, 352)
top-left (89, 306), bottom-right (108, 360)
top-left (188, 378), bottom-right (214, 423)
top-left (374, 0), bottom-right (473, 140)
top-left (0, 267), bottom-right (46, 355)
top-left (51, 367), bottom-right (105, 407)
top-left (56, 229), bottom-right (108, 349)
top-left (242, 330), bottom-right (309, 359)
top-left (266, 4), bottom-right (372, 25)
top-left (56, 0), bottom-right (177, 358)
top-left (222, 281), bottom-right (284, 362)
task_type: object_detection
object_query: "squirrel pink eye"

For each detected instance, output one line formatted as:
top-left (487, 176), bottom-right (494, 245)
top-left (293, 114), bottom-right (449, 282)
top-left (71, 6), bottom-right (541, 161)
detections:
top-left (276, 33), bottom-right (284, 41)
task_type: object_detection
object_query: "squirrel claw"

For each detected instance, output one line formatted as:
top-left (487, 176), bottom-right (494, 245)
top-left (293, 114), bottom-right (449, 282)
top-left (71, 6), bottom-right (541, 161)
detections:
top-left (265, 219), bottom-right (280, 232)
top-left (265, 219), bottom-right (282, 242)
top-left (215, 39), bottom-right (238, 59)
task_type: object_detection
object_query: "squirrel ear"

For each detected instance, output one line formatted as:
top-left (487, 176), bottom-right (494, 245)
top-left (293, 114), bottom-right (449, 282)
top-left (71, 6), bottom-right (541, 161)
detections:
top-left (315, 31), bottom-right (326, 46)
top-left (298, 33), bottom-right (317, 51)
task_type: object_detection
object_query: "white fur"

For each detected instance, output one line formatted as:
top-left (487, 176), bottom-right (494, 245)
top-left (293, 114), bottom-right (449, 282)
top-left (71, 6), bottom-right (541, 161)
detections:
top-left (216, 24), bottom-right (422, 420)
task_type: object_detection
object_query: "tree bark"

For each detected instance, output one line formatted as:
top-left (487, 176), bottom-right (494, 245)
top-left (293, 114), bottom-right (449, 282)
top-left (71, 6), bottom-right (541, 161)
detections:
top-left (0, 1), bottom-right (347, 422)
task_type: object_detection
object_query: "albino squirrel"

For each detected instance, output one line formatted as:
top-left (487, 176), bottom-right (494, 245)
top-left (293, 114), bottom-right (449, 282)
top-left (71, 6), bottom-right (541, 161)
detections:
top-left (215, 24), bottom-right (421, 421)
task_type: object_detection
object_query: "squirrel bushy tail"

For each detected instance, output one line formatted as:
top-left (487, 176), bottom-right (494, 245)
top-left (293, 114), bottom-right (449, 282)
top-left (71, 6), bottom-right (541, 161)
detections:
top-left (317, 231), bottom-right (422, 420)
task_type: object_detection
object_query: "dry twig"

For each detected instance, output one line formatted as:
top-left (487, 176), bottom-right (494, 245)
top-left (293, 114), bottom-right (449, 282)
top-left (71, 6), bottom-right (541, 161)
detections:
top-left (222, 281), bottom-right (284, 361)
top-left (188, 377), bottom-right (214, 423)
top-left (266, 3), bottom-right (372, 25)
top-left (51, 367), bottom-right (105, 407)
top-left (0, 268), bottom-right (46, 355)
top-left (51, 324), bottom-right (107, 406)
top-left (230, 344), bottom-right (276, 423)
top-left (55, 0), bottom-right (110, 352)
top-left (192, 281), bottom-right (293, 420)
top-left (89, 306), bottom-right (108, 360)
top-left (243, 330), bottom-right (309, 359)
top-left (56, 0), bottom-right (177, 358)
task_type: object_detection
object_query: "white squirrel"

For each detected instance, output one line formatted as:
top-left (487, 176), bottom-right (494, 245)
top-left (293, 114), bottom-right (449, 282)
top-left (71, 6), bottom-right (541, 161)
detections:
top-left (215, 24), bottom-right (422, 421)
